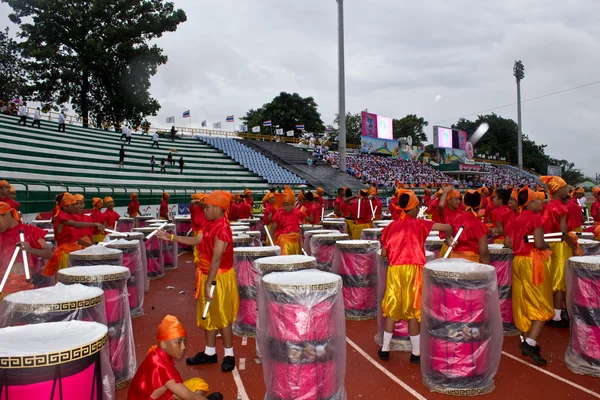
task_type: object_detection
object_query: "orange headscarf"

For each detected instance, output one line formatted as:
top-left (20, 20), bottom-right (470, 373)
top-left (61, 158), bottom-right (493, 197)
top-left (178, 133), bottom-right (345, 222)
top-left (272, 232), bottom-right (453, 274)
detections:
top-left (574, 187), bottom-right (585, 195)
top-left (263, 192), bottom-right (274, 202)
top-left (396, 189), bottom-right (420, 220)
top-left (130, 193), bottom-right (138, 200)
top-left (244, 188), bottom-right (252, 196)
top-left (518, 186), bottom-right (538, 212)
top-left (104, 196), bottom-right (114, 204)
top-left (298, 192), bottom-right (305, 201)
top-left (316, 187), bottom-right (325, 196)
top-left (536, 191), bottom-right (546, 202)
top-left (447, 189), bottom-right (461, 200)
top-left (148, 315), bottom-right (187, 354)
top-left (93, 198), bottom-right (103, 210)
top-left (163, 192), bottom-right (170, 200)
top-left (434, 189), bottom-right (443, 198)
top-left (368, 187), bottom-right (378, 196)
top-left (592, 187), bottom-right (600, 198)
top-left (192, 193), bottom-right (207, 202)
top-left (510, 188), bottom-right (518, 201)
top-left (282, 186), bottom-right (295, 203)
top-left (0, 201), bottom-right (20, 221)
top-left (0, 180), bottom-right (9, 188)
top-left (9, 186), bottom-right (16, 194)
top-left (59, 193), bottom-right (77, 208)
top-left (540, 176), bottom-right (566, 195)
top-left (74, 194), bottom-right (85, 202)
top-left (205, 191), bottom-right (231, 211)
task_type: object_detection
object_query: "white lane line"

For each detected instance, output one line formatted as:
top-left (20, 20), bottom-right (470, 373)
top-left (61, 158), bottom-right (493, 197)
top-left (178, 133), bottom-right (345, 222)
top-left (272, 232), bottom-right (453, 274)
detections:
top-left (346, 337), bottom-right (428, 400)
top-left (241, 336), bottom-right (248, 346)
top-left (239, 358), bottom-right (246, 371)
top-left (232, 368), bottom-right (250, 400)
top-left (501, 351), bottom-right (600, 398)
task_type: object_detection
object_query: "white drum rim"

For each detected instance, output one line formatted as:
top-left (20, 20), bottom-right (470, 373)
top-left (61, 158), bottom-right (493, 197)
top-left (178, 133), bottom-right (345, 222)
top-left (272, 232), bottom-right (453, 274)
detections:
top-left (2, 283), bottom-right (104, 312)
top-left (57, 265), bottom-right (131, 282)
top-left (262, 269), bottom-right (341, 292)
top-left (234, 246), bottom-right (280, 257)
top-left (569, 255), bottom-right (600, 271)
top-left (254, 255), bottom-right (316, 271)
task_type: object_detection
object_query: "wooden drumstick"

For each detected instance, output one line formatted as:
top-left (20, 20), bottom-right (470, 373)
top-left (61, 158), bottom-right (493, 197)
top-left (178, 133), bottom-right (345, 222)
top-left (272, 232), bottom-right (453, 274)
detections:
top-left (417, 206), bottom-right (428, 219)
top-left (104, 228), bottom-right (127, 237)
top-left (99, 239), bottom-right (119, 247)
top-left (202, 281), bottom-right (216, 320)
top-left (443, 226), bottom-right (465, 259)
top-left (369, 200), bottom-right (376, 221)
top-left (186, 228), bottom-right (193, 236)
top-left (144, 222), bottom-right (168, 242)
top-left (357, 198), bottom-right (361, 219)
top-left (18, 230), bottom-right (31, 283)
top-left (0, 246), bottom-right (21, 293)
top-left (264, 225), bottom-right (274, 246)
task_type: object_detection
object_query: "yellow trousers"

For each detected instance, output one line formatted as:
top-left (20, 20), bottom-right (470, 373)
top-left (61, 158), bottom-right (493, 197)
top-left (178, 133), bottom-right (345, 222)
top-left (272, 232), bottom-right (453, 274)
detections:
top-left (196, 269), bottom-right (239, 331)
top-left (548, 241), bottom-right (572, 292)
top-left (349, 222), bottom-right (372, 240)
top-left (275, 232), bottom-right (301, 255)
top-left (382, 265), bottom-right (422, 322)
top-left (184, 377), bottom-right (209, 393)
top-left (512, 256), bottom-right (554, 333)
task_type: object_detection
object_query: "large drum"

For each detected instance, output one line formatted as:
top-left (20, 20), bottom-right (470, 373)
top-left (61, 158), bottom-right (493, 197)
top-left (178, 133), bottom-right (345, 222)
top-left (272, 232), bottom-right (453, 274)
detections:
top-left (58, 266), bottom-right (136, 388)
top-left (373, 220), bottom-right (392, 229)
top-left (150, 223), bottom-right (178, 270)
top-left (231, 225), bottom-right (250, 234)
top-left (107, 231), bottom-right (148, 292)
top-left (300, 225), bottom-right (323, 242)
top-left (258, 270), bottom-right (346, 400)
top-left (45, 233), bottom-right (56, 249)
top-left (579, 239), bottom-right (600, 256)
top-left (68, 245), bottom-right (123, 268)
top-left (565, 256), bottom-right (600, 378)
top-left (303, 230), bottom-right (338, 256)
top-left (174, 216), bottom-right (193, 252)
top-left (106, 239), bottom-right (145, 318)
top-left (135, 215), bottom-right (154, 228)
top-left (0, 321), bottom-right (112, 400)
top-left (32, 240), bottom-right (56, 289)
top-left (30, 219), bottom-right (53, 230)
top-left (116, 217), bottom-right (134, 232)
top-left (241, 231), bottom-right (262, 245)
top-left (576, 232), bottom-right (594, 240)
top-left (426, 237), bottom-right (444, 259)
top-left (240, 218), bottom-right (261, 232)
top-left (133, 227), bottom-right (165, 280)
top-left (332, 240), bottom-right (380, 320)
top-left (233, 246), bottom-right (281, 337)
top-left (321, 219), bottom-right (347, 234)
top-left (488, 244), bottom-right (518, 335)
top-left (421, 259), bottom-right (502, 396)
top-left (360, 228), bottom-right (383, 242)
top-left (310, 233), bottom-right (350, 272)
top-left (233, 235), bottom-right (257, 248)
top-left (374, 250), bottom-right (435, 351)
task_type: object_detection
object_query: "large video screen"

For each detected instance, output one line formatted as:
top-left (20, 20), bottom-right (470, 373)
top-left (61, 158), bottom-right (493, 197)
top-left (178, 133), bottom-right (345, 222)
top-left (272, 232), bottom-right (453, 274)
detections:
top-left (433, 126), bottom-right (467, 149)
top-left (361, 111), bottom-right (394, 139)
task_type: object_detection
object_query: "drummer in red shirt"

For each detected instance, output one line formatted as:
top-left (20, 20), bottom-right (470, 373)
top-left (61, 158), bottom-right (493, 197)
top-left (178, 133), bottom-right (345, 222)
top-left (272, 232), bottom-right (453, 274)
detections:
top-left (0, 180), bottom-right (20, 211)
top-left (0, 202), bottom-right (52, 298)
top-left (160, 192), bottom-right (170, 221)
top-left (90, 198), bottom-right (106, 243)
top-left (490, 189), bottom-right (514, 244)
top-left (316, 187), bottom-right (326, 209)
top-left (103, 197), bottom-right (121, 230)
top-left (369, 187), bottom-right (383, 220)
top-left (73, 194), bottom-right (94, 245)
top-left (426, 189), bottom-right (443, 223)
top-left (263, 193), bottom-right (277, 245)
top-left (128, 193), bottom-right (141, 218)
top-left (565, 191), bottom-right (584, 232)
top-left (347, 189), bottom-right (374, 239)
top-left (236, 194), bottom-right (252, 220)
top-left (270, 186), bottom-right (305, 255)
top-left (333, 188), bottom-right (345, 218)
top-left (447, 190), bottom-right (490, 264)
top-left (244, 188), bottom-right (254, 209)
top-left (438, 186), bottom-right (463, 254)
top-left (590, 187), bottom-right (600, 225)
top-left (303, 192), bottom-right (321, 225)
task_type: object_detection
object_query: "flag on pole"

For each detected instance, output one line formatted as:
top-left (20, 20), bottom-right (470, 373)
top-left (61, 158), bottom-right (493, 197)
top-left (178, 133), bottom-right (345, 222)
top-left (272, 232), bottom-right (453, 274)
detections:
top-left (213, 122), bottom-right (222, 129)
top-left (226, 115), bottom-right (234, 123)
top-left (296, 124), bottom-right (305, 130)
top-left (263, 120), bottom-right (272, 127)
top-left (326, 127), bottom-right (333, 133)
top-left (182, 110), bottom-right (190, 118)
top-left (201, 120), bottom-right (207, 127)
top-left (252, 126), bottom-right (260, 133)
top-left (240, 125), bottom-right (248, 132)
top-left (166, 116), bottom-right (175, 123)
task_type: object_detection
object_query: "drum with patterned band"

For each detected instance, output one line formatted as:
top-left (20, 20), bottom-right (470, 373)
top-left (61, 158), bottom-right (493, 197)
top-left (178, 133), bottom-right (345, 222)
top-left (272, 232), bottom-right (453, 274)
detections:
top-left (320, 219), bottom-right (347, 234)
top-left (373, 220), bottom-right (392, 229)
top-left (106, 239), bottom-right (145, 318)
top-left (174, 216), bottom-right (193, 252)
top-left (426, 236), bottom-right (444, 259)
top-left (240, 218), bottom-right (261, 232)
top-left (30, 219), bottom-right (53, 230)
top-left (303, 230), bottom-right (338, 256)
top-left (133, 227), bottom-right (165, 280)
top-left (231, 225), bottom-right (250, 234)
top-left (310, 233), bottom-right (350, 272)
top-left (135, 215), bottom-right (155, 228)
top-left (107, 231), bottom-right (148, 292)
top-left (68, 245), bottom-right (123, 268)
top-left (579, 239), bottom-right (600, 256)
top-left (360, 228), bottom-right (383, 242)
top-left (488, 244), bottom-right (518, 335)
top-left (300, 225), bottom-right (323, 243)
top-left (150, 223), bottom-right (178, 270)
top-left (233, 235), bottom-right (258, 248)
top-left (116, 217), bottom-right (134, 233)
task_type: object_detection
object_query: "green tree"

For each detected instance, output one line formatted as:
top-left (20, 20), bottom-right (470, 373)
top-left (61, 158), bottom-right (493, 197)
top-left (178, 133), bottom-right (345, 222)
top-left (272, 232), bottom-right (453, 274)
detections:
top-left (241, 92), bottom-right (325, 137)
top-left (0, 27), bottom-right (27, 100)
top-left (392, 114), bottom-right (428, 146)
top-left (332, 112), bottom-right (362, 145)
top-left (4, 0), bottom-right (186, 127)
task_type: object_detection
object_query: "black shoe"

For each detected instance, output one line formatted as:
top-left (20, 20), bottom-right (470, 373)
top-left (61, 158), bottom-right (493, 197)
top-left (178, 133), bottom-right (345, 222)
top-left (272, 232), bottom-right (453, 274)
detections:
top-left (521, 343), bottom-right (541, 355)
top-left (378, 348), bottom-right (390, 361)
top-left (519, 342), bottom-right (547, 366)
top-left (221, 355), bottom-right (235, 372)
top-left (547, 318), bottom-right (570, 328)
top-left (207, 393), bottom-right (224, 400)
top-left (410, 354), bottom-right (421, 364)
top-left (186, 351), bottom-right (218, 366)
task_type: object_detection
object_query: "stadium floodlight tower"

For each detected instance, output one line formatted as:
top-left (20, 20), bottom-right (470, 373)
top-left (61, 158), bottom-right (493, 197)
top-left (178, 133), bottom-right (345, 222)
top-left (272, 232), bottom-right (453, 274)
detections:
top-left (513, 60), bottom-right (525, 178)
top-left (337, 0), bottom-right (347, 173)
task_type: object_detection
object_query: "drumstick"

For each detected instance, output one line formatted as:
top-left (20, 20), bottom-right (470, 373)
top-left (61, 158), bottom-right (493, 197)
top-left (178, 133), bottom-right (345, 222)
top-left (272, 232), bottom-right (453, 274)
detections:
top-left (114, 220), bottom-right (119, 232)
top-left (524, 232), bottom-right (564, 242)
top-left (0, 246), bottom-right (21, 293)
top-left (321, 206), bottom-right (324, 222)
top-left (99, 239), bottom-right (118, 247)
top-left (357, 198), bottom-right (361, 219)
top-left (144, 222), bottom-right (168, 242)
top-left (417, 206), bottom-right (428, 219)
top-left (186, 228), bottom-right (193, 236)
top-left (202, 281), bottom-right (216, 320)
top-left (18, 230), bottom-right (31, 283)
top-left (104, 228), bottom-right (127, 237)
top-left (264, 225), bottom-right (274, 246)
top-left (369, 199), bottom-right (376, 221)
top-left (443, 226), bottom-right (465, 259)
top-left (325, 212), bottom-right (334, 218)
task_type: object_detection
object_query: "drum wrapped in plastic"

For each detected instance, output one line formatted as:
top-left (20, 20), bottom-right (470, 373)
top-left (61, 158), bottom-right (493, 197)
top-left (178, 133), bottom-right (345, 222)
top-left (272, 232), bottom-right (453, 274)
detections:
top-left (58, 265), bottom-right (136, 389)
top-left (133, 227), bottom-right (165, 280)
top-left (107, 231), bottom-right (148, 292)
top-left (116, 217), bottom-right (134, 232)
top-left (426, 236), bottom-right (444, 259)
top-left (0, 321), bottom-right (114, 400)
top-left (576, 232), bottom-right (594, 240)
top-left (564, 256), bottom-right (600, 377)
top-left (303, 230), bottom-right (338, 256)
top-left (242, 231), bottom-right (263, 247)
top-left (488, 244), bottom-right (518, 335)
top-left (174, 215), bottom-right (193, 252)
top-left (135, 215), bottom-right (154, 228)
top-left (258, 269), bottom-right (347, 400)
top-left (360, 228), bottom-right (383, 242)
top-left (332, 240), bottom-right (380, 320)
top-left (106, 239), bottom-right (145, 318)
top-left (373, 220), bottom-right (392, 229)
top-left (233, 234), bottom-right (259, 248)
top-left (68, 245), bottom-right (123, 268)
top-left (421, 259), bottom-right (502, 396)
top-left (374, 250), bottom-right (434, 351)
top-left (310, 233), bottom-right (350, 272)
top-left (232, 246), bottom-right (281, 337)
top-left (240, 218), bottom-right (261, 232)
top-left (321, 219), bottom-right (347, 234)
top-left (579, 239), bottom-right (600, 256)
top-left (31, 241), bottom-right (56, 289)
top-left (30, 219), bottom-right (53, 230)
top-left (231, 224), bottom-right (250, 233)
top-left (300, 224), bottom-right (323, 243)
top-left (150, 223), bottom-right (178, 270)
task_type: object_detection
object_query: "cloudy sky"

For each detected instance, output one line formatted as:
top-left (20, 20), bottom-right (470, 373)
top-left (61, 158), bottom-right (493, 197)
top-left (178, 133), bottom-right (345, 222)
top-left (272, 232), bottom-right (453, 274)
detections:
top-left (2, 0), bottom-right (599, 176)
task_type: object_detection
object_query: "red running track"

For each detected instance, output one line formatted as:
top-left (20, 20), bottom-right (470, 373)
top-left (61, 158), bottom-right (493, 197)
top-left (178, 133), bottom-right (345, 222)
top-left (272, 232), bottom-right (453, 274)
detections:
top-left (116, 253), bottom-right (600, 399)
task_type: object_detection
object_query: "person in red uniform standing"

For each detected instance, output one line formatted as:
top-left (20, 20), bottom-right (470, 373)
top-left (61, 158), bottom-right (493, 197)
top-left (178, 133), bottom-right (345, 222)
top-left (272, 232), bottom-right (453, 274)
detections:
top-left (236, 195), bottom-right (252, 220)
top-left (422, 188), bottom-right (432, 207)
top-left (103, 197), bottom-right (121, 230)
top-left (448, 190), bottom-right (490, 263)
top-left (369, 187), bottom-right (382, 220)
top-left (270, 186), bottom-right (305, 255)
top-left (262, 193), bottom-right (277, 245)
top-left (490, 189), bottom-right (515, 244)
top-left (127, 314), bottom-right (223, 400)
top-left (590, 187), bottom-right (600, 225)
top-left (438, 186), bottom-right (462, 254)
top-left (565, 191), bottom-right (584, 233)
top-left (540, 176), bottom-right (577, 328)
top-left (316, 187), bottom-right (326, 209)
top-left (426, 189), bottom-right (443, 223)
top-left (333, 188), bottom-right (345, 218)
top-left (244, 188), bottom-right (254, 210)
top-left (90, 198), bottom-right (106, 243)
top-left (128, 193), bottom-right (141, 218)
top-left (159, 191), bottom-right (238, 373)
top-left (0, 180), bottom-right (20, 211)
top-left (347, 189), bottom-right (373, 239)
top-left (0, 202), bottom-right (52, 298)
top-left (73, 194), bottom-right (93, 245)
top-left (379, 189), bottom-right (452, 363)
top-left (160, 192), bottom-right (170, 221)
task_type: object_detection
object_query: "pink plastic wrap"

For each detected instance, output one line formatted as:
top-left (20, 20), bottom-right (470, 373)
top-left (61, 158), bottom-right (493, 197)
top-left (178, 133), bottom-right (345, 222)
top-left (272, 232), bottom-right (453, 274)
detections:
top-left (116, 217), bottom-right (134, 233)
top-left (174, 216), bottom-right (193, 252)
top-left (425, 237), bottom-right (444, 259)
top-left (321, 219), bottom-right (348, 234)
top-left (151, 223), bottom-right (178, 270)
top-left (107, 231), bottom-right (148, 292)
top-left (134, 215), bottom-right (154, 228)
top-left (242, 231), bottom-right (263, 247)
top-left (0, 321), bottom-right (114, 400)
top-left (232, 246), bottom-right (281, 337)
top-left (565, 256), bottom-right (600, 377)
top-left (488, 244), bottom-right (518, 335)
top-left (106, 239), bottom-right (145, 318)
top-left (421, 259), bottom-right (503, 396)
top-left (374, 250), bottom-right (434, 351)
top-left (300, 224), bottom-right (323, 243)
top-left (303, 230), bottom-right (337, 256)
top-left (332, 240), bottom-right (380, 320)
top-left (258, 269), bottom-right (346, 400)
top-left (310, 233), bottom-right (350, 272)
top-left (133, 227), bottom-right (165, 280)
top-left (68, 245), bottom-right (123, 268)
top-left (58, 265), bottom-right (136, 389)
top-left (578, 239), bottom-right (600, 256)
top-left (31, 240), bottom-right (56, 289)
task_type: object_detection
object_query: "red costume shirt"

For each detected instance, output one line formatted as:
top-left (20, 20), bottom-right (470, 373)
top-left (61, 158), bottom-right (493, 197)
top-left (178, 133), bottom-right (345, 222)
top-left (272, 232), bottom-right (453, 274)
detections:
top-left (349, 198), bottom-right (372, 224)
top-left (485, 201), bottom-right (496, 224)
top-left (333, 197), bottom-right (345, 217)
top-left (263, 203), bottom-right (276, 225)
top-left (228, 202), bottom-right (239, 221)
top-left (451, 212), bottom-right (489, 253)
top-left (427, 197), bottom-right (440, 223)
top-left (566, 198), bottom-right (583, 231)
top-left (507, 210), bottom-right (543, 256)
top-left (305, 202), bottom-right (321, 225)
top-left (0, 198), bottom-right (20, 211)
top-left (128, 201), bottom-right (140, 218)
top-left (237, 202), bottom-right (252, 220)
top-left (381, 216), bottom-right (434, 266)
top-left (440, 206), bottom-right (462, 240)
top-left (104, 209), bottom-right (121, 230)
top-left (273, 208), bottom-right (304, 236)
top-left (591, 199), bottom-right (600, 223)
top-left (54, 211), bottom-right (81, 245)
top-left (159, 199), bottom-right (169, 219)
top-left (127, 348), bottom-right (183, 400)
top-left (542, 199), bottom-right (567, 233)
top-left (0, 223), bottom-right (46, 271)
top-left (198, 217), bottom-right (233, 274)
top-left (90, 209), bottom-right (105, 236)
top-left (190, 203), bottom-right (207, 231)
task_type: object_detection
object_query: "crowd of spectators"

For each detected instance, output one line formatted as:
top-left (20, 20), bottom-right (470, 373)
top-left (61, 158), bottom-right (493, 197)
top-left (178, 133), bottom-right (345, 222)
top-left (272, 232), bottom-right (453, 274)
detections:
top-left (473, 164), bottom-right (537, 187)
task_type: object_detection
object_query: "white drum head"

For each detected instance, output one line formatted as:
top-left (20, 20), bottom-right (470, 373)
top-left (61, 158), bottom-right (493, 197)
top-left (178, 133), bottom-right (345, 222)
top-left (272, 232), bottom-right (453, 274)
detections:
top-left (3, 283), bottom-right (103, 308)
top-left (255, 255), bottom-right (316, 272)
top-left (263, 269), bottom-right (341, 287)
top-left (58, 265), bottom-right (131, 282)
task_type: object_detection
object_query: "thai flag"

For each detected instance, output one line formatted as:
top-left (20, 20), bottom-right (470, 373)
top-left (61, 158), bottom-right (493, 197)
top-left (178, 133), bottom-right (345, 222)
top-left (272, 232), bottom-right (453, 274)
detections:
top-left (226, 115), bottom-right (234, 123)
top-left (263, 120), bottom-right (272, 127)
top-left (296, 124), bottom-right (305, 130)
top-left (183, 110), bottom-right (190, 118)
